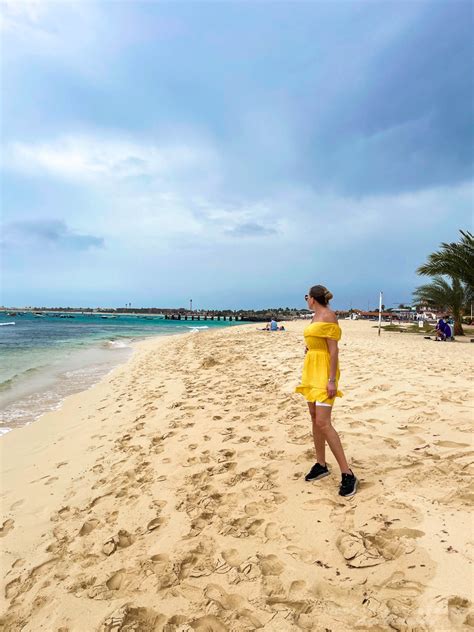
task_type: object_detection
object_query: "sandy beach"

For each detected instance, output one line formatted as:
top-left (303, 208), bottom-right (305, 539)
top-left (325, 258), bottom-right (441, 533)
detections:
top-left (0, 320), bottom-right (472, 631)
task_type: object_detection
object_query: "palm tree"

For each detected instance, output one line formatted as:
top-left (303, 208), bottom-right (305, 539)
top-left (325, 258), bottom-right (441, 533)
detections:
top-left (413, 277), bottom-right (468, 336)
top-left (417, 230), bottom-right (474, 292)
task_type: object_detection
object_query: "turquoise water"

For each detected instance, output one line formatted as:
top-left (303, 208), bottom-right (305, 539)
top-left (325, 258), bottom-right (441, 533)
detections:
top-left (0, 312), bottom-right (243, 433)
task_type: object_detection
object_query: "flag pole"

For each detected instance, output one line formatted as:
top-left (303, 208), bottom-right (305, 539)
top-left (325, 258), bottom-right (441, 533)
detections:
top-left (378, 291), bottom-right (383, 337)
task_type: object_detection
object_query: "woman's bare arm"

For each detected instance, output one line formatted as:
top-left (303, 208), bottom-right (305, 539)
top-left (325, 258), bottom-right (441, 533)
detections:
top-left (326, 338), bottom-right (338, 397)
top-left (327, 339), bottom-right (338, 378)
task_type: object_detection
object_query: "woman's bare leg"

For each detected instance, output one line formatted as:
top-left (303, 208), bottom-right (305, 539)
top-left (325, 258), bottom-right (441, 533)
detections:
top-left (307, 402), bottom-right (326, 465)
top-left (313, 406), bottom-right (351, 474)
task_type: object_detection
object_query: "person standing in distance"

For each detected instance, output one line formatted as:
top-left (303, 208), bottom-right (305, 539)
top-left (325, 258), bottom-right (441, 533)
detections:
top-left (295, 285), bottom-right (357, 497)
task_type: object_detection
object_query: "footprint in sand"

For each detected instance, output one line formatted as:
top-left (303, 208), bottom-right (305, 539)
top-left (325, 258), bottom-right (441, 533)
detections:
top-left (448, 596), bottom-right (474, 627)
top-left (263, 522), bottom-right (293, 543)
top-left (337, 527), bottom-right (415, 567)
top-left (364, 418), bottom-right (385, 427)
top-left (348, 420), bottom-right (366, 429)
top-left (188, 614), bottom-right (231, 632)
top-left (103, 569), bottom-right (125, 591)
top-left (11, 558), bottom-right (24, 569)
top-left (5, 576), bottom-right (22, 600)
top-left (219, 427), bottom-right (235, 442)
top-left (0, 518), bottom-right (14, 537)
top-left (243, 498), bottom-right (281, 516)
top-left (297, 448), bottom-right (320, 463)
top-left (99, 605), bottom-right (164, 632)
top-left (79, 519), bottom-right (100, 536)
top-left (256, 554), bottom-right (284, 576)
top-left (302, 498), bottom-right (338, 511)
top-left (249, 424), bottom-right (270, 432)
top-left (182, 456), bottom-right (199, 468)
top-left (434, 440), bottom-right (470, 448)
top-left (236, 435), bottom-right (251, 443)
top-left (264, 592), bottom-right (313, 621)
top-left (204, 584), bottom-right (263, 627)
top-left (376, 569), bottom-right (426, 598)
top-left (9, 499), bottom-right (24, 511)
top-left (220, 516), bottom-right (265, 539)
top-left (285, 545), bottom-right (326, 565)
top-left (383, 437), bottom-right (401, 449)
top-left (56, 506), bottom-right (72, 520)
top-left (262, 450), bottom-right (285, 461)
top-left (5, 558), bottom-right (57, 601)
top-left (102, 530), bottom-right (135, 555)
top-left (218, 449), bottom-right (236, 462)
top-left (186, 513), bottom-right (215, 537)
top-left (155, 542), bottom-right (217, 585)
top-left (146, 517), bottom-right (165, 532)
top-left (219, 548), bottom-right (242, 569)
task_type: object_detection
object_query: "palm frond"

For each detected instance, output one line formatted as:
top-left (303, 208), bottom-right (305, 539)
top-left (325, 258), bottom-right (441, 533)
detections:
top-left (417, 230), bottom-right (474, 291)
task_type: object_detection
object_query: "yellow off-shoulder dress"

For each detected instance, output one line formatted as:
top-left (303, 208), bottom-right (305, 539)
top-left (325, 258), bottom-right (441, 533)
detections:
top-left (295, 322), bottom-right (343, 405)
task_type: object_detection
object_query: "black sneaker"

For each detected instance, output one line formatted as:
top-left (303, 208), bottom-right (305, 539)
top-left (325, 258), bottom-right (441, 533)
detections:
top-left (339, 470), bottom-right (358, 497)
top-left (305, 462), bottom-right (330, 482)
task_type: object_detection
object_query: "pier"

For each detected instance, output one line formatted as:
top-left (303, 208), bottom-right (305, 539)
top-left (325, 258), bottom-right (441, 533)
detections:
top-left (164, 313), bottom-right (243, 321)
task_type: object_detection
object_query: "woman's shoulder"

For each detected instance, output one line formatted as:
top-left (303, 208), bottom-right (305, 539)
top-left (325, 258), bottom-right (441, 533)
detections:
top-left (306, 316), bottom-right (341, 339)
top-left (313, 309), bottom-right (338, 324)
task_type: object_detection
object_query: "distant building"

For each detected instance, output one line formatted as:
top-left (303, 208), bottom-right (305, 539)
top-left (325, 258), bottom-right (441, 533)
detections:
top-left (416, 305), bottom-right (445, 321)
top-left (388, 307), bottom-right (417, 321)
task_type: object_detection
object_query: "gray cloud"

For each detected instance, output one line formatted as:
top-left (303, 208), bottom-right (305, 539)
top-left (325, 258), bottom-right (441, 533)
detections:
top-left (2, 219), bottom-right (104, 251)
top-left (303, 3), bottom-right (473, 196)
top-left (225, 222), bottom-right (277, 238)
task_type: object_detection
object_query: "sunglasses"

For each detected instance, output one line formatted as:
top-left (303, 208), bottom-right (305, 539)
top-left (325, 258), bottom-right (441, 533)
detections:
top-left (305, 294), bottom-right (309, 300)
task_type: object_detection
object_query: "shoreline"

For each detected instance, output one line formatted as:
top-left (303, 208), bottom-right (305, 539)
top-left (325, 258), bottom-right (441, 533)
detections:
top-left (0, 342), bottom-right (133, 435)
top-left (0, 323), bottom-right (241, 435)
top-left (1, 321), bottom-right (472, 630)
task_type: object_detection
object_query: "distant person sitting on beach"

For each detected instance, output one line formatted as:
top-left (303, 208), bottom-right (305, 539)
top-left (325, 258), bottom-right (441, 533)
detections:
top-left (260, 319), bottom-right (284, 331)
top-left (443, 315), bottom-right (454, 340)
top-left (444, 321), bottom-right (452, 340)
top-left (295, 285), bottom-right (357, 497)
top-left (435, 316), bottom-right (454, 341)
top-left (435, 317), bottom-right (447, 341)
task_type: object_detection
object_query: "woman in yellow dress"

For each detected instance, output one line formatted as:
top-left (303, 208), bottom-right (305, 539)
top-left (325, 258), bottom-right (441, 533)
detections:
top-left (295, 285), bottom-right (357, 497)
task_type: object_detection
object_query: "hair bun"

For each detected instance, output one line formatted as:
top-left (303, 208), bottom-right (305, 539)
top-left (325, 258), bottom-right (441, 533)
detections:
top-left (309, 285), bottom-right (333, 304)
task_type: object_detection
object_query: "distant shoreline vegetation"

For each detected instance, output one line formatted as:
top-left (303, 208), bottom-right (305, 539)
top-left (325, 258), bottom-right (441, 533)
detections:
top-left (0, 307), bottom-right (308, 323)
top-left (0, 306), bottom-right (440, 318)
top-left (0, 307), bottom-right (306, 315)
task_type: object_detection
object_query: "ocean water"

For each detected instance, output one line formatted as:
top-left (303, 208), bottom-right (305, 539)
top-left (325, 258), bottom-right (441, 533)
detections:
top-left (0, 312), bottom-right (243, 434)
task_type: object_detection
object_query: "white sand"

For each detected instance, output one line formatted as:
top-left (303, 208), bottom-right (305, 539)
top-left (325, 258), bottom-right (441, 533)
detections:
top-left (0, 320), bottom-right (473, 631)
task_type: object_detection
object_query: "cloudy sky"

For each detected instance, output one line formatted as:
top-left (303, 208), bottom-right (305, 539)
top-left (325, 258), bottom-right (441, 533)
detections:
top-left (1, 1), bottom-right (472, 310)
